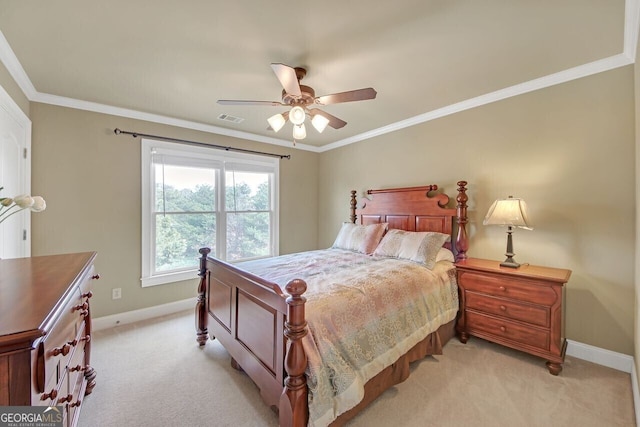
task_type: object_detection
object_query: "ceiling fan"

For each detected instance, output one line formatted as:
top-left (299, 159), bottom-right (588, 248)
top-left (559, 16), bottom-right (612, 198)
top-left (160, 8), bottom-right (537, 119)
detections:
top-left (217, 63), bottom-right (377, 142)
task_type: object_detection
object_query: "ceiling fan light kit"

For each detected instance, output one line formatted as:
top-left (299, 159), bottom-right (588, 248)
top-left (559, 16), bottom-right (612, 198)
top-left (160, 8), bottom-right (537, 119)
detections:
top-left (267, 113), bottom-right (286, 132)
top-left (311, 114), bottom-right (330, 133)
top-left (218, 63), bottom-right (377, 143)
top-left (293, 123), bottom-right (307, 140)
top-left (288, 106), bottom-right (306, 125)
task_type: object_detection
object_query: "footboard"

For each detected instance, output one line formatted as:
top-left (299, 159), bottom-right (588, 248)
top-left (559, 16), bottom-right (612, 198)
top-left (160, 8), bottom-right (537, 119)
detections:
top-left (196, 248), bottom-right (308, 426)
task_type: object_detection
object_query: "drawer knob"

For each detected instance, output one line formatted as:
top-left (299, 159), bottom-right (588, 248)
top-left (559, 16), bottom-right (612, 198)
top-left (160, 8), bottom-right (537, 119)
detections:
top-left (500, 326), bottom-right (506, 332)
top-left (41, 388), bottom-right (58, 401)
top-left (58, 394), bottom-right (73, 404)
top-left (70, 399), bottom-right (82, 408)
top-left (498, 286), bottom-right (506, 291)
top-left (73, 302), bottom-right (88, 312)
top-left (52, 344), bottom-right (70, 357)
top-left (91, 274), bottom-right (100, 280)
top-left (82, 291), bottom-right (93, 299)
top-left (70, 364), bottom-right (86, 373)
top-left (500, 305), bottom-right (507, 311)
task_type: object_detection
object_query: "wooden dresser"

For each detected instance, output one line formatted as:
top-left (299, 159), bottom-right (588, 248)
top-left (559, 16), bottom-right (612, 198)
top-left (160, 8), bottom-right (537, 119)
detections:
top-left (455, 258), bottom-right (571, 375)
top-left (0, 252), bottom-right (99, 427)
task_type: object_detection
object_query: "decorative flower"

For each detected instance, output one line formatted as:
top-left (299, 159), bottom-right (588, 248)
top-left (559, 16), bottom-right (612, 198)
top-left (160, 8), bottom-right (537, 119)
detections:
top-left (0, 187), bottom-right (46, 224)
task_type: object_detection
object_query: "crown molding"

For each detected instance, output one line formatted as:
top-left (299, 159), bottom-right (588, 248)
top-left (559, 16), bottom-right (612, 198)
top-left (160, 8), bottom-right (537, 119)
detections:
top-left (625, 0), bottom-right (640, 60)
top-left (319, 53), bottom-right (633, 152)
top-left (1, 0), bottom-right (638, 154)
top-left (31, 91), bottom-right (321, 152)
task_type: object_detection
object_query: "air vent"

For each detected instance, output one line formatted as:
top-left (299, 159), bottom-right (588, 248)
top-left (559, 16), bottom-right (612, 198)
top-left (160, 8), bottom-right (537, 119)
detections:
top-left (218, 114), bottom-right (244, 124)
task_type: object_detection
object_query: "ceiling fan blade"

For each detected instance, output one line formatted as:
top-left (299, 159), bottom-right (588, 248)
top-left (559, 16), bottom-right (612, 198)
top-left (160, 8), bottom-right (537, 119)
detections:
top-left (217, 100), bottom-right (284, 106)
top-left (308, 109), bottom-right (347, 129)
top-left (271, 63), bottom-right (302, 96)
top-left (315, 88), bottom-right (377, 106)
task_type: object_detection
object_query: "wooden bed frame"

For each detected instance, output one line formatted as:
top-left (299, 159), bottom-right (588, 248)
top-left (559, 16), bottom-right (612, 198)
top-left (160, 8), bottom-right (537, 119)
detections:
top-left (195, 181), bottom-right (469, 427)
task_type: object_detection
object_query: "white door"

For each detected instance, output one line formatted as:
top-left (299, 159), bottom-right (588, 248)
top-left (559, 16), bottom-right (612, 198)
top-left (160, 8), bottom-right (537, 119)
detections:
top-left (0, 85), bottom-right (31, 259)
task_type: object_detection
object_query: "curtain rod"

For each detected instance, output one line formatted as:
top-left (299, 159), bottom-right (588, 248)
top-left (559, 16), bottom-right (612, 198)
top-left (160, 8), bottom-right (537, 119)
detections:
top-left (113, 128), bottom-right (291, 160)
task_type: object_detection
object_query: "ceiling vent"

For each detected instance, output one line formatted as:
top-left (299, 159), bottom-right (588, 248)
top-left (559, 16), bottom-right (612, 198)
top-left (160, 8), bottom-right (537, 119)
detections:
top-left (217, 113), bottom-right (244, 124)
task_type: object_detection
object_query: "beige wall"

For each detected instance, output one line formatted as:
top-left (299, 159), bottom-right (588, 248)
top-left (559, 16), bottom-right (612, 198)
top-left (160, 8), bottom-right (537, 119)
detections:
top-left (28, 103), bottom-right (319, 318)
top-left (319, 66), bottom-right (635, 355)
top-left (0, 55), bottom-right (635, 355)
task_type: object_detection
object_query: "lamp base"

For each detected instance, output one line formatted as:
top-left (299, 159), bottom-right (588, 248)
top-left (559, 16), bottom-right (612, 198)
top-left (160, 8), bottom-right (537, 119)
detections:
top-left (501, 228), bottom-right (521, 268)
top-left (500, 256), bottom-right (520, 268)
top-left (500, 260), bottom-right (520, 268)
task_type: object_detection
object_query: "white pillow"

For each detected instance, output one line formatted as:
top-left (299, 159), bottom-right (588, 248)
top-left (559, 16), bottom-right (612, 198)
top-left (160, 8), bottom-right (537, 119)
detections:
top-left (374, 229), bottom-right (451, 269)
top-left (435, 247), bottom-right (455, 263)
top-left (332, 222), bottom-right (388, 255)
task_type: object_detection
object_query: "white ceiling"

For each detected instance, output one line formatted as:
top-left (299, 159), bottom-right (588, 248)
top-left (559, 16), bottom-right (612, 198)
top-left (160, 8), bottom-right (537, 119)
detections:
top-left (0, 1), bottom-right (635, 151)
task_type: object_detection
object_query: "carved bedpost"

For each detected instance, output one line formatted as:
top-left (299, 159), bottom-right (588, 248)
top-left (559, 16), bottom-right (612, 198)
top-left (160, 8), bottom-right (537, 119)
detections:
top-left (196, 247), bottom-right (211, 346)
top-left (455, 181), bottom-right (469, 261)
top-left (350, 190), bottom-right (357, 224)
top-left (280, 279), bottom-right (308, 427)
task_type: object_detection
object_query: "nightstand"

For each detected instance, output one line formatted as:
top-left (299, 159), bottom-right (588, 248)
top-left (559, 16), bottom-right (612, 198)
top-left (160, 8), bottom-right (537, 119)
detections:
top-left (455, 258), bottom-right (571, 375)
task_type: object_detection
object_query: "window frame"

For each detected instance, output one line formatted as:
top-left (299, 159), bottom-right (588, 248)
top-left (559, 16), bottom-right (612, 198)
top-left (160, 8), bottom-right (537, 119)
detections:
top-left (141, 138), bottom-right (279, 287)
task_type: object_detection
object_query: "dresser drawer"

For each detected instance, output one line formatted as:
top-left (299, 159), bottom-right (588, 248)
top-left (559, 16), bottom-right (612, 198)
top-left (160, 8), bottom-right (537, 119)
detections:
top-left (466, 310), bottom-right (550, 351)
top-left (465, 291), bottom-right (549, 327)
top-left (459, 271), bottom-right (558, 305)
top-left (37, 288), bottom-right (87, 394)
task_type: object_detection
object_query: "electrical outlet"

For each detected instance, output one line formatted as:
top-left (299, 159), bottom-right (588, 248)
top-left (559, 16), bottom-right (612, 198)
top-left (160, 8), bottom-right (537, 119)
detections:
top-left (112, 288), bottom-right (122, 300)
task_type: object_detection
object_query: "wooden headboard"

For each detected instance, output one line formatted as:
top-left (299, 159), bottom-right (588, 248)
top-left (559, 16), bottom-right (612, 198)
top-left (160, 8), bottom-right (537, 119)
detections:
top-left (350, 181), bottom-right (469, 261)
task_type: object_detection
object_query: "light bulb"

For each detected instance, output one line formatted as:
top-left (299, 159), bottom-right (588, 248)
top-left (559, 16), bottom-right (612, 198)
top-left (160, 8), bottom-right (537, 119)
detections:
top-left (289, 106), bottom-right (306, 125)
top-left (311, 114), bottom-right (330, 133)
top-left (292, 123), bottom-right (307, 140)
top-left (267, 113), bottom-right (286, 132)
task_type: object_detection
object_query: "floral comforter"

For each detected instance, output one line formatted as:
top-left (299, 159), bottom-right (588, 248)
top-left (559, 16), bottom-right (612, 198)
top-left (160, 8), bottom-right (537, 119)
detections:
top-left (237, 248), bottom-right (458, 427)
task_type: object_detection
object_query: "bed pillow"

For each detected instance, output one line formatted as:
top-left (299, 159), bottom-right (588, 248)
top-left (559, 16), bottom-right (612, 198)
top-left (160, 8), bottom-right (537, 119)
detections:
top-left (332, 222), bottom-right (388, 255)
top-left (373, 229), bottom-right (451, 269)
top-left (436, 247), bottom-right (455, 263)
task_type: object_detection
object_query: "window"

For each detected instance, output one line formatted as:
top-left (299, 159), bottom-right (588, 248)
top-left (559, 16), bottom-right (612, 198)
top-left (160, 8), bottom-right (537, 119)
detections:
top-left (141, 139), bottom-right (279, 287)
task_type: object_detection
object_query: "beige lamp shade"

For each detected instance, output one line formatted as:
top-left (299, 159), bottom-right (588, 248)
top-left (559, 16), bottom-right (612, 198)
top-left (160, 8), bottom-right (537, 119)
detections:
top-left (483, 197), bottom-right (533, 230)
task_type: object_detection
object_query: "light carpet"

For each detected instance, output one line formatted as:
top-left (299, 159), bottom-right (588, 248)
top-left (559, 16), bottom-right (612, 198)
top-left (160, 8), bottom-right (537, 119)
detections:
top-left (78, 310), bottom-right (635, 427)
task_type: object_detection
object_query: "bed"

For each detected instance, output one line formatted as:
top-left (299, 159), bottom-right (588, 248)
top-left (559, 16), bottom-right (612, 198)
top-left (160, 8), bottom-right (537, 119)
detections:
top-left (195, 181), bottom-right (469, 427)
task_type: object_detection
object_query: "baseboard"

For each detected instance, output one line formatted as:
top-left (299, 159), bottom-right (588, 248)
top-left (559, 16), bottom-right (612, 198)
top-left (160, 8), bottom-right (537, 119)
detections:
top-left (92, 298), bottom-right (194, 331)
top-left (566, 339), bottom-right (634, 373)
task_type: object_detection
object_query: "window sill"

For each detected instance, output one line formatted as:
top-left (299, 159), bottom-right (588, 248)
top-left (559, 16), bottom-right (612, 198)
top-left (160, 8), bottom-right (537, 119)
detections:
top-left (141, 269), bottom-right (199, 287)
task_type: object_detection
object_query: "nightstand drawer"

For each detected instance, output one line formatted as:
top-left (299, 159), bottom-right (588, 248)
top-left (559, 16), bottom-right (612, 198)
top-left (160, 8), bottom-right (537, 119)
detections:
top-left (466, 291), bottom-right (549, 327)
top-left (459, 271), bottom-right (557, 305)
top-left (466, 311), bottom-right (550, 351)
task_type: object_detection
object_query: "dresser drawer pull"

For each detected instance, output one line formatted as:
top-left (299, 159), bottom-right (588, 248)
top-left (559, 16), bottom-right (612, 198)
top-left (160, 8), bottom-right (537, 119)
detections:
top-left (91, 274), bottom-right (100, 280)
top-left (73, 302), bottom-right (88, 312)
top-left (70, 364), bottom-right (86, 373)
top-left (500, 326), bottom-right (506, 332)
top-left (41, 388), bottom-right (58, 401)
top-left (58, 394), bottom-right (73, 404)
top-left (52, 344), bottom-right (70, 357)
top-left (70, 399), bottom-right (82, 408)
top-left (498, 286), bottom-right (506, 291)
top-left (500, 305), bottom-right (507, 311)
top-left (82, 291), bottom-right (93, 299)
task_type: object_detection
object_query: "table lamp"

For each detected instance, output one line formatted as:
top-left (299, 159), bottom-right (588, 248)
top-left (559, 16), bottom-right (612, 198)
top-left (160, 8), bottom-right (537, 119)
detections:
top-left (483, 196), bottom-right (533, 268)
